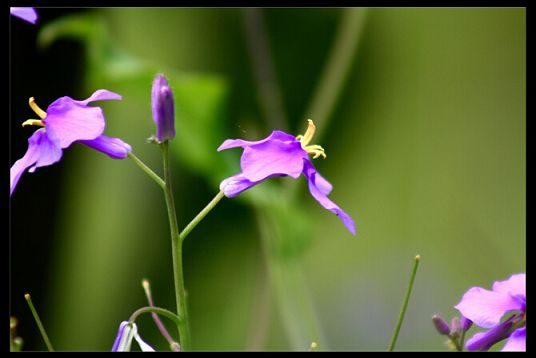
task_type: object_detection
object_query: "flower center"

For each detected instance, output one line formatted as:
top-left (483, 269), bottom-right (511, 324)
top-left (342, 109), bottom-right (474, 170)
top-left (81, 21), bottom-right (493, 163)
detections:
top-left (296, 119), bottom-right (326, 159)
top-left (21, 97), bottom-right (46, 128)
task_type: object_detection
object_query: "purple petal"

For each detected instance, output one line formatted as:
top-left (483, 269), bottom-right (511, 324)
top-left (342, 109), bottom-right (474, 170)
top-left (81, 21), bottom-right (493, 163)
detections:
top-left (10, 129), bottom-right (63, 196)
top-left (492, 273), bottom-right (525, 298)
top-left (217, 130), bottom-right (296, 151)
top-left (11, 7), bottom-right (38, 24)
top-left (455, 287), bottom-right (523, 328)
top-left (241, 140), bottom-right (307, 181)
top-left (79, 135), bottom-right (132, 159)
top-left (501, 327), bottom-right (525, 352)
top-left (465, 315), bottom-right (515, 351)
top-left (44, 98), bottom-right (106, 148)
top-left (303, 160), bottom-right (356, 235)
top-left (74, 89), bottom-right (122, 106)
top-left (314, 171), bottom-right (333, 195)
top-left (219, 173), bottom-right (258, 197)
top-left (43, 90), bottom-right (122, 149)
top-left (111, 321), bottom-right (129, 352)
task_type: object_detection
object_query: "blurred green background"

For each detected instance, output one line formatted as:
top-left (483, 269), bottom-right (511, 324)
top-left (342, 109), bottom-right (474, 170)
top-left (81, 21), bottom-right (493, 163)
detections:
top-left (10, 8), bottom-right (525, 351)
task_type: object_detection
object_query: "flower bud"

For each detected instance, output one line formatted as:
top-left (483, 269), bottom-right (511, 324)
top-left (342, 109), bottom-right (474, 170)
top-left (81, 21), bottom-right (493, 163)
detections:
top-left (432, 314), bottom-right (451, 335)
top-left (450, 316), bottom-right (461, 338)
top-left (460, 315), bottom-right (473, 332)
top-left (151, 74), bottom-right (175, 142)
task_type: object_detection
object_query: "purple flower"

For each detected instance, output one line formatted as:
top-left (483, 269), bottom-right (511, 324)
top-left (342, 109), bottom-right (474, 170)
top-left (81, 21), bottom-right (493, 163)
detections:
top-left (112, 321), bottom-right (155, 352)
top-left (10, 90), bottom-right (131, 196)
top-left (151, 74), bottom-right (175, 142)
top-left (218, 120), bottom-right (356, 235)
top-left (10, 7), bottom-right (38, 24)
top-left (455, 273), bottom-right (526, 351)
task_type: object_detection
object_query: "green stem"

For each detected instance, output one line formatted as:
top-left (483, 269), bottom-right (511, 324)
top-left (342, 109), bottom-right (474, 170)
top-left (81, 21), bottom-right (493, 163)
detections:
top-left (24, 293), bottom-right (54, 352)
top-left (388, 255), bottom-right (421, 351)
top-left (128, 152), bottom-right (165, 190)
top-left (458, 329), bottom-right (467, 352)
top-left (142, 279), bottom-right (180, 351)
top-left (128, 306), bottom-right (182, 329)
top-left (161, 142), bottom-right (191, 350)
top-left (179, 191), bottom-right (225, 243)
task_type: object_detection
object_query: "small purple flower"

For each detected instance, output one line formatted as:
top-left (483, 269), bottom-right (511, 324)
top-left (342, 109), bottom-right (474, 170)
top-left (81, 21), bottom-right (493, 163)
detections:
top-left (112, 321), bottom-right (155, 352)
top-left (10, 90), bottom-right (131, 196)
top-left (151, 74), bottom-right (175, 142)
top-left (218, 120), bottom-right (356, 235)
top-left (10, 7), bottom-right (38, 24)
top-left (455, 273), bottom-right (526, 352)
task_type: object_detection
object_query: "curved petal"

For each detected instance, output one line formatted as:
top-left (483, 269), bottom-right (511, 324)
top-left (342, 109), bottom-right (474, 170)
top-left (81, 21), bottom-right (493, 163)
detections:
top-left (134, 331), bottom-right (156, 352)
top-left (501, 327), bottom-right (525, 352)
top-left (44, 98), bottom-right (106, 148)
top-left (492, 273), bottom-right (525, 298)
top-left (303, 160), bottom-right (356, 235)
top-left (455, 287), bottom-right (522, 328)
top-left (75, 89), bottom-right (122, 106)
top-left (10, 129), bottom-right (63, 196)
top-left (465, 315), bottom-right (515, 351)
top-left (79, 135), bottom-right (132, 159)
top-left (10, 7), bottom-right (37, 24)
top-left (241, 140), bottom-right (306, 181)
top-left (111, 321), bottom-right (129, 352)
top-left (217, 130), bottom-right (296, 151)
top-left (219, 173), bottom-right (258, 198)
top-left (313, 170), bottom-right (333, 195)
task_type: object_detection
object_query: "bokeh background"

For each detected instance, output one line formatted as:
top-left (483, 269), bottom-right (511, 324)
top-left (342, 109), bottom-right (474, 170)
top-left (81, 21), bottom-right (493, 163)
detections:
top-left (10, 7), bottom-right (525, 351)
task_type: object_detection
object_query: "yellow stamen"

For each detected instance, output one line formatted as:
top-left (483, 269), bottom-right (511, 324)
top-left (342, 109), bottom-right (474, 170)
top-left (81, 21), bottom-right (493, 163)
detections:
top-left (299, 119), bottom-right (316, 146)
top-left (296, 119), bottom-right (326, 159)
top-left (22, 119), bottom-right (45, 128)
top-left (29, 97), bottom-right (47, 119)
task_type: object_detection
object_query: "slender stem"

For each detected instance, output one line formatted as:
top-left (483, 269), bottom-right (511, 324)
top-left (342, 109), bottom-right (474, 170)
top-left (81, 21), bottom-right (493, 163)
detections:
top-left (24, 293), bottom-right (54, 352)
top-left (142, 279), bottom-right (180, 351)
top-left (128, 306), bottom-right (182, 329)
top-left (458, 330), bottom-right (467, 352)
top-left (161, 142), bottom-right (191, 350)
top-left (304, 8), bottom-right (367, 140)
top-left (451, 337), bottom-right (463, 352)
top-left (388, 255), bottom-right (421, 351)
top-left (128, 152), bottom-right (165, 190)
top-left (179, 191), bottom-right (225, 243)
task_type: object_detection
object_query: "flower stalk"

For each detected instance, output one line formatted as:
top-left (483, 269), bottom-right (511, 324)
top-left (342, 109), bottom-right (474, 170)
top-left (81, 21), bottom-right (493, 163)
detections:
top-left (179, 190), bottom-right (225, 243)
top-left (161, 141), bottom-right (191, 350)
top-left (388, 255), bottom-right (421, 351)
top-left (24, 293), bottom-right (54, 352)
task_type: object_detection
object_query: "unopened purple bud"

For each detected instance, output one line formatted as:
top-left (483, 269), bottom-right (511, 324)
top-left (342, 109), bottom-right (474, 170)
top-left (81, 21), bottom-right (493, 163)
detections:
top-left (151, 74), bottom-right (175, 142)
top-left (460, 315), bottom-right (473, 332)
top-left (432, 314), bottom-right (451, 335)
top-left (450, 316), bottom-right (461, 337)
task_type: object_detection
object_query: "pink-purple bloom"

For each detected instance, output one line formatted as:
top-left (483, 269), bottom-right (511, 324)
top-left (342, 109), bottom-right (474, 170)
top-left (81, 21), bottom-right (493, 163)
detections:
top-left (455, 273), bottom-right (526, 351)
top-left (151, 74), bottom-right (175, 142)
top-left (10, 90), bottom-right (131, 196)
top-left (10, 7), bottom-right (38, 24)
top-left (218, 120), bottom-right (356, 235)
